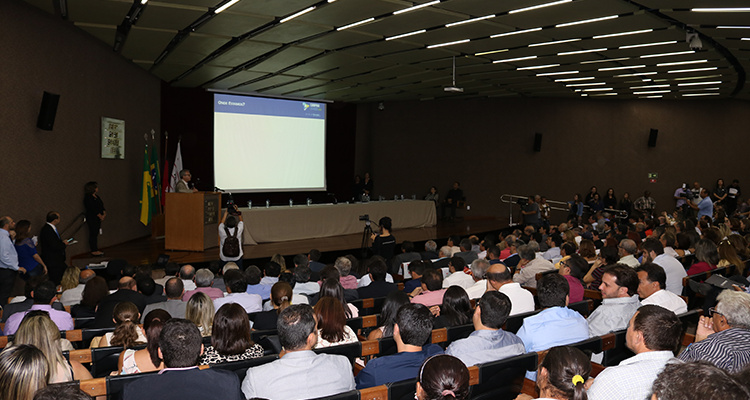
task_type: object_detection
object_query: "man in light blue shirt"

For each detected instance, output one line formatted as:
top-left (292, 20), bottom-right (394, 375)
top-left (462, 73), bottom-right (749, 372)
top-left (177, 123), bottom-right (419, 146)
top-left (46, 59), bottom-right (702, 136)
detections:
top-left (516, 274), bottom-right (588, 380)
top-left (689, 189), bottom-right (713, 221)
top-left (588, 264), bottom-right (641, 337)
top-left (0, 217), bottom-right (26, 307)
top-left (446, 291), bottom-right (525, 366)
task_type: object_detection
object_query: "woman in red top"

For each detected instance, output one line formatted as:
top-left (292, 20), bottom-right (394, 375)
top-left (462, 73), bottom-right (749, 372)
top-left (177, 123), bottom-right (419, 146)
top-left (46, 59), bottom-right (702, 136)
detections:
top-left (687, 238), bottom-right (719, 275)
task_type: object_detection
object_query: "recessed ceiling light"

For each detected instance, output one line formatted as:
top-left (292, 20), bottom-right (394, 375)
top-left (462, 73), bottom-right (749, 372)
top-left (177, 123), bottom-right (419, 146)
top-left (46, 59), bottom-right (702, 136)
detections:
top-left (630, 84), bottom-right (670, 89)
top-left (619, 41), bottom-right (677, 49)
top-left (743, 38), bottom-right (750, 40)
top-left (509, 0), bottom-right (572, 14)
top-left (215, 0), bottom-right (239, 13)
top-left (657, 60), bottom-right (708, 67)
top-left (580, 57), bottom-right (630, 64)
top-left (517, 64), bottom-right (560, 70)
top-left (386, 29), bottom-right (427, 41)
top-left (581, 93), bottom-right (588, 96)
top-left (491, 27), bottom-right (542, 38)
top-left (641, 95), bottom-right (663, 98)
top-left (494, 55), bottom-right (537, 63)
top-left (640, 51), bottom-right (695, 58)
top-left (556, 15), bottom-right (618, 28)
top-left (558, 48), bottom-right (608, 56)
top-left (446, 14), bottom-right (495, 27)
top-left (673, 74), bottom-right (722, 81)
top-left (590, 93), bottom-right (618, 96)
top-left (427, 39), bottom-right (470, 48)
top-left (614, 72), bottom-right (657, 77)
top-left (529, 38), bottom-right (581, 47)
top-left (583, 87), bottom-right (614, 91)
top-left (337, 17), bottom-right (375, 31)
top-left (599, 65), bottom-right (646, 71)
top-left (537, 70), bottom-right (579, 76)
top-left (716, 26), bottom-right (750, 29)
top-left (679, 87), bottom-right (720, 91)
top-left (633, 90), bottom-right (671, 94)
top-left (475, 49), bottom-right (508, 56)
top-left (280, 6), bottom-right (315, 23)
top-left (566, 82), bottom-right (606, 87)
top-left (593, 29), bottom-right (652, 39)
top-left (692, 8), bottom-right (750, 12)
top-left (668, 67), bottom-right (718, 73)
top-left (393, 0), bottom-right (440, 15)
top-left (682, 93), bottom-right (721, 96)
top-left (677, 81), bottom-right (722, 86)
top-left (555, 77), bottom-right (595, 82)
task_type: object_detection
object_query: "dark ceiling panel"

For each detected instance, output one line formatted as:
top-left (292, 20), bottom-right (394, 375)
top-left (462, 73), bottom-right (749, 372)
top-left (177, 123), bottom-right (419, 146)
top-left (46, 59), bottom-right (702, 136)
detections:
top-left (151, 62), bottom-right (194, 82)
top-left (75, 23), bottom-right (117, 47)
top-left (203, 69), bottom-right (268, 89)
top-left (198, 12), bottom-right (274, 37)
top-left (161, 34), bottom-right (231, 65)
top-left (121, 28), bottom-right (179, 61)
top-left (67, 0), bottom-right (132, 25)
top-left (229, 0), bottom-right (320, 18)
top-left (248, 46), bottom-right (324, 73)
top-left (301, 30), bottom-right (377, 50)
top-left (353, 8), bottom-right (465, 37)
top-left (157, 0), bottom-right (218, 7)
top-left (173, 64), bottom-right (235, 87)
top-left (252, 21), bottom-right (331, 44)
top-left (136, 4), bottom-right (208, 31)
top-left (282, 52), bottom-right (363, 76)
top-left (208, 40), bottom-right (281, 68)
top-left (296, 0), bottom-right (402, 26)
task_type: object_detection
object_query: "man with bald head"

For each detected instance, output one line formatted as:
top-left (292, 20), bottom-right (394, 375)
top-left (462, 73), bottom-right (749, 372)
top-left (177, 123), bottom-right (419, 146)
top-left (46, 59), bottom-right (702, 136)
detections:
top-left (60, 268), bottom-right (96, 306)
top-left (486, 262), bottom-right (534, 315)
top-left (180, 264), bottom-right (197, 291)
top-left (618, 239), bottom-right (640, 268)
top-left (93, 276), bottom-right (147, 328)
top-left (142, 277), bottom-right (187, 322)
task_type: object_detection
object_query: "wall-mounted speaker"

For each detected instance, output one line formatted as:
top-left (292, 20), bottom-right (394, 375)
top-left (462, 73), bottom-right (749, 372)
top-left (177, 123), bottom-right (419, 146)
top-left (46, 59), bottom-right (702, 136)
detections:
top-left (648, 128), bottom-right (658, 147)
top-left (533, 132), bottom-right (543, 152)
top-left (37, 91), bottom-right (60, 131)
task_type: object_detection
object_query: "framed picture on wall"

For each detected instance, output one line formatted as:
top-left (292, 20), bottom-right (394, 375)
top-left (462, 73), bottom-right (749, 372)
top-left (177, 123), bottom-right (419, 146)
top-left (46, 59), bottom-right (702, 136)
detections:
top-left (101, 117), bottom-right (125, 159)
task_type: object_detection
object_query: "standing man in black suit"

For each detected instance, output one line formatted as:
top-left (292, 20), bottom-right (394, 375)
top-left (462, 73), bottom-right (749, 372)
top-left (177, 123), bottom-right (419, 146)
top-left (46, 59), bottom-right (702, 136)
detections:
top-left (441, 182), bottom-right (464, 219)
top-left (39, 212), bottom-right (69, 285)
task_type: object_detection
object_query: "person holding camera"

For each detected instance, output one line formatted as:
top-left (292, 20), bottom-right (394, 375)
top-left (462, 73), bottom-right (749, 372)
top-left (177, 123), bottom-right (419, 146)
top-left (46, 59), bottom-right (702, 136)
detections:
top-left (675, 184), bottom-right (691, 219)
top-left (219, 205), bottom-right (244, 269)
top-left (371, 216), bottom-right (396, 266)
top-left (520, 196), bottom-right (541, 230)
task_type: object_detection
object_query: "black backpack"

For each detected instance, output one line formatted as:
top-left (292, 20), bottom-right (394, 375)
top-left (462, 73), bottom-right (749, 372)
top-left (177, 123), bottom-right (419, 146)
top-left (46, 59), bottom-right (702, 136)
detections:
top-left (223, 226), bottom-right (240, 258)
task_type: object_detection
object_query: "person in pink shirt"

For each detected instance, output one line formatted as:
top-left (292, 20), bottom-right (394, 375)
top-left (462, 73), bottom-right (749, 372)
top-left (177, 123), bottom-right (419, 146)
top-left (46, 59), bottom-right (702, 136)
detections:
top-left (182, 269), bottom-right (224, 301)
top-left (410, 269), bottom-right (447, 307)
top-left (335, 257), bottom-right (358, 290)
top-left (558, 254), bottom-right (587, 304)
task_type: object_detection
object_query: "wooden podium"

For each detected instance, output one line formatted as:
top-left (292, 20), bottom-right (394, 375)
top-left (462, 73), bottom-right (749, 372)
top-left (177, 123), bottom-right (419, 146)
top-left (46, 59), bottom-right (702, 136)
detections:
top-left (165, 192), bottom-right (221, 251)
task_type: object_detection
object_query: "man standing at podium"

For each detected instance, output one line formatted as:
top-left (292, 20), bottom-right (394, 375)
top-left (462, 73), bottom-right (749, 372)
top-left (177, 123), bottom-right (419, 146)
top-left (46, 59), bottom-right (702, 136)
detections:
top-left (176, 169), bottom-right (198, 193)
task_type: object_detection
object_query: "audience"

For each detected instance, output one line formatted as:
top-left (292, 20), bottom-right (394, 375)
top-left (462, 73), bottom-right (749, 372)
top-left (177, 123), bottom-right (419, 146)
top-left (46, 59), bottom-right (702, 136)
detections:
top-left (141, 277), bottom-right (187, 322)
top-left (292, 265), bottom-right (319, 295)
top-left (587, 305), bottom-right (682, 400)
top-left (687, 238), bottom-right (719, 275)
top-left (123, 319), bottom-right (244, 400)
top-left (335, 257), bottom-right (358, 290)
top-left (94, 277), bottom-right (146, 328)
top-left (651, 361), bottom-right (749, 400)
top-left (641, 237), bottom-right (687, 295)
top-left (213, 269), bottom-right (262, 313)
top-left (531, 346), bottom-right (590, 400)
top-left (368, 291), bottom-right (410, 340)
top-left (1, 276), bottom-right (64, 323)
top-left (319, 278), bottom-right (358, 318)
top-left (636, 263), bottom-right (688, 314)
top-left (59, 268), bottom-right (95, 306)
top-left (245, 265), bottom-right (272, 300)
top-left (415, 355), bottom-right (470, 400)
top-left (314, 297), bottom-right (358, 348)
top-left (485, 262), bottom-right (535, 315)
top-left (260, 261), bottom-right (281, 286)
top-left (410, 268), bottom-right (447, 307)
top-left (442, 257), bottom-right (473, 290)
top-left (241, 305), bottom-right (355, 400)
top-left (200, 303), bottom-right (263, 365)
top-left (4, 281), bottom-right (73, 335)
top-left (96, 301), bottom-right (146, 348)
top-left (587, 264), bottom-right (640, 337)
top-left (617, 239), bottom-right (640, 268)
top-left (253, 281), bottom-right (293, 330)
top-left (0, 344), bottom-right (48, 400)
top-left (70, 276), bottom-right (108, 319)
top-left (420, 240), bottom-right (439, 260)
top-left (465, 259), bottom-right (491, 299)
top-left (357, 257), bottom-right (397, 299)
top-left (185, 292), bottom-right (214, 336)
top-left (308, 249), bottom-right (326, 273)
top-left (33, 384), bottom-right (92, 400)
top-left (118, 309), bottom-right (171, 374)
top-left (557, 254), bottom-right (587, 303)
top-left (513, 244), bottom-right (554, 288)
top-left (178, 264), bottom-right (197, 291)
top-left (432, 286), bottom-right (473, 329)
top-left (182, 268), bottom-right (223, 301)
top-left (404, 260), bottom-right (426, 293)
top-left (445, 291), bottom-right (524, 366)
top-left (454, 238), bottom-right (478, 265)
top-left (392, 240), bottom-right (421, 274)
top-left (136, 275), bottom-right (167, 306)
top-left (583, 246), bottom-right (619, 290)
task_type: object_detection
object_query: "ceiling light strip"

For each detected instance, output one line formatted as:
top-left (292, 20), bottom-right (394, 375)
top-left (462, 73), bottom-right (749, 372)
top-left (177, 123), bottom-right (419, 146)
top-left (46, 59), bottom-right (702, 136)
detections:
top-left (614, 72), bottom-right (657, 77)
top-left (580, 57), bottom-right (629, 64)
top-left (692, 8), bottom-right (750, 12)
top-left (668, 67), bottom-right (718, 73)
top-left (593, 29), bottom-right (652, 39)
top-left (677, 81), bottom-right (722, 86)
top-left (679, 87), bottom-right (720, 91)
top-left (536, 70), bottom-right (579, 76)
top-left (619, 41), bottom-right (677, 49)
top-left (386, 29), bottom-right (427, 41)
top-left (446, 14), bottom-right (495, 27)
top-left (509, 0), bottom-right (572, 14)
top-left (215, 0), bottom-right (239, 13)
top-left (633, 90), bottom-right (671, 94)
top-left (517, 64), bottom-right (560, 70)
top-left (566, 82), bottom-right (606, 87)
top-left (558, 48), bottom-right (608, 56)
top-left (491, 27), bottom-right (543, 38)
top-left (556, 15), bottom-right (618, 28)
top-left (640, 51), bottom-right (695, 58)
top-left (280, 6), bottom-right (315, 23)
top-left (427, 39), bottom-right (469, 48)
top-left (475, 49), bottom-right (508, 56)
top-left (555, 77), bottom-right (594, 82)
top-left (394, 0), bottom-right (440, 15)
top-left (494, 55), bottom-right (537, 63)
top-left (599, 65), bottom-right (645, 71)
top-left (337, 17), bottom-right (375, 31)
top-left (529, 38), bottom-right (581, 47)
top-left (656, 60), bottom-right (708, 67)
top-left (716, 26), bottom-right (750, 29)
top-left (630, 85), bottom-right (670, 89)
top-left (583, 88), bottom-right (613, 91)
top-left (682, 93), bottom-right (721, 96)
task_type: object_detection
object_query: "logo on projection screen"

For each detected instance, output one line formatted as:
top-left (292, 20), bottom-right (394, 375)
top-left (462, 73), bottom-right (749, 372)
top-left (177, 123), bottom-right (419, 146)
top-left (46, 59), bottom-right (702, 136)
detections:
top-left (303, 102), bottom-right (321, 111)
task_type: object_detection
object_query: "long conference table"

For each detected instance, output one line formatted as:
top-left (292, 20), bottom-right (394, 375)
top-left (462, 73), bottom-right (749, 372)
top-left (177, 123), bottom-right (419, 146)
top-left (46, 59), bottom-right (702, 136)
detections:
top-left (237, 200), bottom-right (437, 245)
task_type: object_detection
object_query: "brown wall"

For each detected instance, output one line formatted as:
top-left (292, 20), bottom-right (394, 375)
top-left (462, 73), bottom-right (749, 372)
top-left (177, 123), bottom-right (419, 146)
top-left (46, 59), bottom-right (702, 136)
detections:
top-left (358, 98), bottom-right (750, 222)
top-left (0, 0), bottom-right (161, 258)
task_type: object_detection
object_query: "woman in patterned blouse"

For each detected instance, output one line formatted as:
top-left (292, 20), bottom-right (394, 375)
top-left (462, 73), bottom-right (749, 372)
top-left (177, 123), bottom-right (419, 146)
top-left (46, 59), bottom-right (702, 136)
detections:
top-left (199, 303), bottom-right (264, 365)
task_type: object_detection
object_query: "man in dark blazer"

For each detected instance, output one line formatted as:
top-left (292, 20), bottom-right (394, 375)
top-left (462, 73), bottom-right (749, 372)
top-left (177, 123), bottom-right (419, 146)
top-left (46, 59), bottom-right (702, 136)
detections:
top-left (308, 249), bottom-right (326, 273)
top-left (358, 258), bottom-right (397, 299)
top-left (39, 212), bottom-right (69, 285)
top-left (93, 277), bottom-right (146, 328)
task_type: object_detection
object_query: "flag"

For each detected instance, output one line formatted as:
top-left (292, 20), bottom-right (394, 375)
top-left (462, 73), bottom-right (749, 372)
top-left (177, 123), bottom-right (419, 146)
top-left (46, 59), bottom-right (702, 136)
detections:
top-left (149, 145), bottom-right (161, 212)
top-left (161, 158), bottom-right (169, 206)
top-left (140, 147), bottom-right (154, 225)
top-left (168, 141), bottom-right (183, 193)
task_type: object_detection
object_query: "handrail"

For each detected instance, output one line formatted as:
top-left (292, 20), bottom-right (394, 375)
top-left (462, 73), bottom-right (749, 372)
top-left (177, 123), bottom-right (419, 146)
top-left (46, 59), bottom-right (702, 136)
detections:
top-left (500, 194), bottom-right (627, 226)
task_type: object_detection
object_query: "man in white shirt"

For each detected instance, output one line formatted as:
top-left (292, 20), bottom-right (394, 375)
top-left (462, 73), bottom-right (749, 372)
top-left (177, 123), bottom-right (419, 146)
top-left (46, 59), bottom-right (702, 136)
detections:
top-left (617, 239), bottom-right (640, 268)
top-left (636, 263), bottom-right (688, 314)
top-left (60, 269), bottom-right (95, 306)
top-left (485, 262), bottom-right (534, 316)
top-left (541, 235), bottom-right (562, 261)
top-left (512, 244), bottom-right (555, 289)
top-left (213, 269), bottom-right (262, 313)
top-left (660, 232), bottom-right (680, 259)
top-left (587, 264), bottom-right (641, 337)
top-left (641, 237), bottom-right (686, 296)
top-left (442, 257), bottom-right (474, 290)
top-left (464, 259), bottom-right (491, 299)
top-left (218, 207), bottom-right (244, 269)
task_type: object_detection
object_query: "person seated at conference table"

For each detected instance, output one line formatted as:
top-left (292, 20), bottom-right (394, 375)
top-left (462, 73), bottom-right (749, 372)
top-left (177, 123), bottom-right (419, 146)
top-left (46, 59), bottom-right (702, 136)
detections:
top-left (424, 186), bottom-right (439, 206)
top-left (362, 172), bottom-right (373, 197)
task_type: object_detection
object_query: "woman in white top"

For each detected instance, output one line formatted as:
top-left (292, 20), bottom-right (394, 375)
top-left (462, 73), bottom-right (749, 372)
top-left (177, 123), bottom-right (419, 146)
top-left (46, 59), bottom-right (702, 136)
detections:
top-left (319, 278), bottom-right (358, 318)
top-left (313, 297), bottom-right (358, 348)
top-left (219, 206), bottom-right (244, 267)
top-left (118, 309), bottom-right (172, 375)
top-left (96, 302), bottom-right (147, 348)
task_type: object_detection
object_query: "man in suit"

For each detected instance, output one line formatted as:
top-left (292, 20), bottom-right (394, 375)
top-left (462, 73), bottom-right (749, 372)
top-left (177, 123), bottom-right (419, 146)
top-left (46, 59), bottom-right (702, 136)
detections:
top-left (308, 249), bottom-right (326, 273)
top-left (357, 258), bottom-right (397, 299)
top-left (453, 238), bottom-right (479, 265)
top-left (175, 169), bottom-right (198, 193)
top-left (241, 304), bottom-right (355, 400)
top-left (124, 319), bottom-right (244, 400)
top-left (391, 240), bottom-right (421, 275)
top-left (39, 212), bottom-right (69, 285)
top-left (94, 277), bottom-right (146, 328)
top-left (420, 240), bottom-right (439, 260)
top-left (141, 278), bottom-right (187, 322)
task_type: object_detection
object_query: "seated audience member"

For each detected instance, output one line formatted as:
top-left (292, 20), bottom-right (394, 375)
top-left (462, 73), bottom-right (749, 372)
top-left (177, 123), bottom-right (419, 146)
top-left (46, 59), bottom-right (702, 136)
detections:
top-left (119, 309), bottom-right (172, 375)
top-left (179, 264), bottom-right (197, 291)
top-left (487, 246), bottom-right (504, 265)
top-left (392, 240), bottom-right (422, 275)
top-left (308, 249), bottom-right (326, 273)
top-left (454, 239), bottom-right (478, 265)
top-left (542, 234), bottom-right (562, 261)
top-left (533, 346), bottom-right (591, 400)
top-left (464, 259), bottom-right (491, 299)
top-left (358, 256), bottom-right (396, 288)
top-left (182, 269), bottom-right (223, 301)
top-left (14, 311), bottom-right (92, 383)
top-left (59, 269), bottom-right (95, 306)
top-left (512, 244), bottom-right (555, 289)
top-left (583, 246), bottom-right (619, 290)
top-left (97, 302), bottom-right (147, 348)
top-left (587, 306), bottom-right (683, 400)
top-left (445, 291), bottom-right (525, 366)
top-left (253, 282), bottom-right (292, 331)
top-left (410, 268), bottom-right (447, 307)
top-left (660, 231), bottom-right (679, 258)
top-left (141, 278), bottom-right (187, 322)
top-left (1, 277), bottom-right (65, 323)
top-left (516, 274), bottom-right (589, 380)
top-left (415, 355), bottom-right (470, 400)
top-left (446, 235), bottom-right (461, 257)
top-left (33, 384), bottom-right (93, 400)
top-left (587, 264), bottom-right (640, 337)
top-left (502, 240), bottom-right (524, 268)
top-left (687, 238), bottom-right (719, 275)
top-left (357, 257), bottom-right (398, 299)
top-left (618, 239), bottom-right (640, 268)
top-left (123, 319), bottom-right (244, 400)
top-left (314, 297), bottom-right (358, 348)
top-left (4, 281), bottom-right (73, 335)
top-left (70, 276), bottom-right (108, 319)
top-left (200, 303), bottom-right (263, 365)
top-left (431, 246), bottom-right (452, 269)
top-left (136, 276), bottom-right (167, 306)
top-left (208, 261), bottom-right (226, 293)
top-left (241, 305), bottom-right (355, 400)
top-left (404, 260), bottom-right (426, 293)
top-left (433, 286), bottom-right (473, 329)
top-left (94, 277), bottom-right (146, 328)
top-left (213, 269), bottom-right (262, 313)
top-left (186, 292), bottom-right (214, 337)
top-left (485, 262), bottom-right (534, 316)
top-left (356, 304), bottom-right (444, 389)
top-left (557, 254), bottom-right (587, 303)
top-left (292, 265), bottom-right (319, 295)
top-left (245, 265), bottom-right (271, 300)
top-left (678, 290), bottom-right (750, 373)
top-left (651, 361), bottom-right (749, 400)
top-left (260, 261), bottom-right (281, 286)
top-left (641, 237), bottom-right (686, 295)
top-left (636, 263), bottom-right (688, 314)
top-left (318, 278), bottom-right (358, 317)
top-left (335, 257), bottom-right (358, 290)
top-left (0, 344), bottom-right (48, 400)
top-left (420, 240), bottom-right (439, 260)
top-left (442, 257), bottom-right (473, 290)
top-left (368, 291), bottom-right (410, 340)
top-left (154, 262), bottom-right (180, 288)
top-left (268, 271), bottom-right (309, 308)
top-left (554, 242), bottom-right (580, 269)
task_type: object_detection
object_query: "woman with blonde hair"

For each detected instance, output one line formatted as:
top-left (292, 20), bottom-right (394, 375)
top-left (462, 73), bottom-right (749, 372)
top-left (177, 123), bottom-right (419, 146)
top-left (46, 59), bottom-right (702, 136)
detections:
top-left (0, 344), bottom-right (49, 400)
top-left (59, 266), bottom-right (80, 293)
top-left (186, 292), bottom-right (214, 336)
top-left (718, 238), bottom-right (746, 275)
top-left (271, 254), bottom-right (287, 272)
top-left (14, 311), bottom-right (92, 383)
top-left (96, 302), bottom-right (146, 348)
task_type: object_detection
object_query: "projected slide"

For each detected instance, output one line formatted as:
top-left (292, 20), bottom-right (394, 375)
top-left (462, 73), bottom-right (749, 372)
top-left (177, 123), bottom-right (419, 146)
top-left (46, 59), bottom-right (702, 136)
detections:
top-left (213, 94), bottom-right (326, 192)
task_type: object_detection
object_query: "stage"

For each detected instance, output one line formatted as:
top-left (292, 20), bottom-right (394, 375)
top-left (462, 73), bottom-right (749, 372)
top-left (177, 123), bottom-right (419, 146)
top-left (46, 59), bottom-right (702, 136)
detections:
top-left (71, 217), bottom-right (512, 267)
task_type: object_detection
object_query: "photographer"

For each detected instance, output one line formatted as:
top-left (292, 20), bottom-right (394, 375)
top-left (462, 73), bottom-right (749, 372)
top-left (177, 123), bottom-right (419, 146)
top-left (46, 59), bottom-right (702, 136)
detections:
top-left (675, 184), bottom-right (691, 219)
top-left (371, 216), bottom-right (396, 266)
top-left (219, 204), bottom-right (244, 269)
top-left (520, 196), bottom-right (541, 230)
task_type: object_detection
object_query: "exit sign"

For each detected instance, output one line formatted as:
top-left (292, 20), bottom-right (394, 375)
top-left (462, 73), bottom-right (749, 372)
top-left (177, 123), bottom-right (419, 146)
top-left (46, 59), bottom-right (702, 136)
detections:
top-left (648, 173), bottom-right (658, 179)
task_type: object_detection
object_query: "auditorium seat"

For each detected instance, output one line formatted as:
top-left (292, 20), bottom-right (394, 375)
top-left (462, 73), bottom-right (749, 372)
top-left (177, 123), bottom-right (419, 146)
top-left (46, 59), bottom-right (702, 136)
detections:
top-left (567, 299), bottom-right (594, 318)
top-left (210, 354), bottom-right (279, 381)
top-left (601, 329), bottom-right (633, 367)
top-left (308, 390), bottom-right (360, 400)
top-left (503, 309), bottom-right (541, 334)
top-left (471, 352), bottom-right (538, 400)
top-left (386, 378), bottom-right (416, 400)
